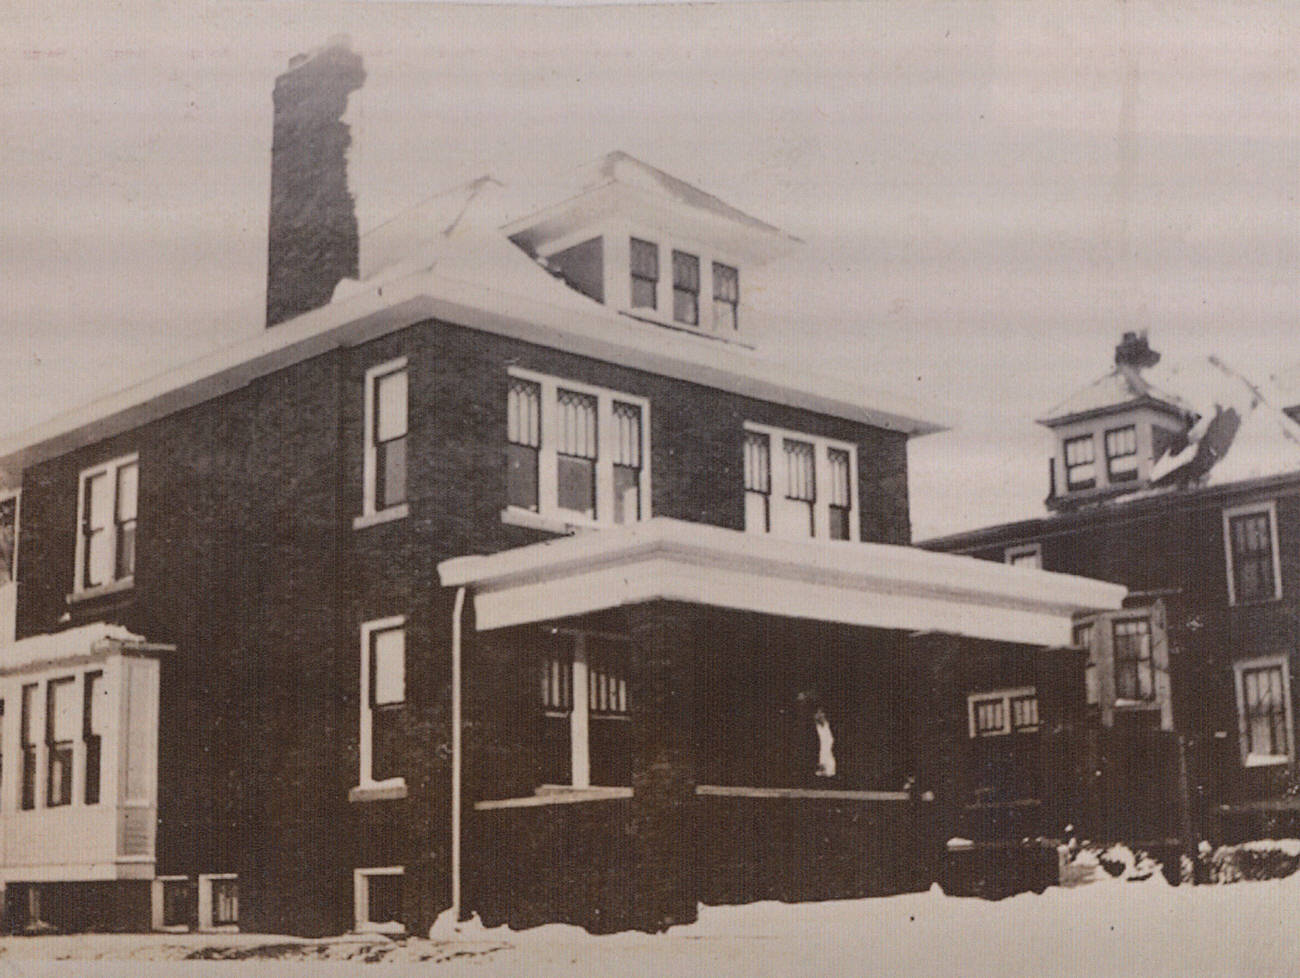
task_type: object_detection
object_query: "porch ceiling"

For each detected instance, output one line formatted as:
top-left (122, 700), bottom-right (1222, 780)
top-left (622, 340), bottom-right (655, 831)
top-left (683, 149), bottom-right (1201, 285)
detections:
top-left (437, 519), bottom-right (1125, 647)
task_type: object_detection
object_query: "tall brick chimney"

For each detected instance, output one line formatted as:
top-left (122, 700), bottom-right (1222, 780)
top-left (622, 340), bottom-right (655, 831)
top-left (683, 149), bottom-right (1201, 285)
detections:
top-left (265, 37), bottom-right (365, 329)
top-left (1114, 330), bottom-right (1160, 371)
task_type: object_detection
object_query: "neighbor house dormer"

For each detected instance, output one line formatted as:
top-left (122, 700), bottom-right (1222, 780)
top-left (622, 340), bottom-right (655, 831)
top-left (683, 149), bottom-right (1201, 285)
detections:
top-left (1040, 332), bottom-right (1196, 510)
top-left (502, 152), bottom-right (799, 346)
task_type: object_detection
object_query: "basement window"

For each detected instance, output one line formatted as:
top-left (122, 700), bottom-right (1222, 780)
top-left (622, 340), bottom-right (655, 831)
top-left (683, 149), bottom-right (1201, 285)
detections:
top-left (354, 867), bottom-right (404, 934)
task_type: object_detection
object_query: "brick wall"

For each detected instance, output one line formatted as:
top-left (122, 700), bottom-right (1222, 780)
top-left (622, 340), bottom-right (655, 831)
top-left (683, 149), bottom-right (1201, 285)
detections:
top-left (12, 315), bottom-right (913, 934)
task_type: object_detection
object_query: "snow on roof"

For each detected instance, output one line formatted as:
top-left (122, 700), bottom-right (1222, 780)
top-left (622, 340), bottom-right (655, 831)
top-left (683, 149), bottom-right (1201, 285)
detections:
top-left (0, 621), bottom-right (162, 673)
top-left (1039, 363), bottom-right (1193, 426)
top-left (0, 172), bottom-right (943, 484)
top-left (1145, 355), bottom-right (1300, 489)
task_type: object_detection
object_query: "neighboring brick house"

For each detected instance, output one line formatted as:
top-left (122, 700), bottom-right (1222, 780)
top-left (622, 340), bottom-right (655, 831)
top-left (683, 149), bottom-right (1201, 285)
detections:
top-left (0, 40), bottom-right (1122, 935)
top-left (925, 331), bottom-right (1300, 843)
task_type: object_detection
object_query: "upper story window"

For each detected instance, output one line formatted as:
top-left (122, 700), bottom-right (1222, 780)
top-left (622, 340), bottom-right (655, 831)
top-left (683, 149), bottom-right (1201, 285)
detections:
top-left (712, 262), bottom-right (739, 332)
top-left (75, 454), bottom-right (137, 593)
top-left (968, 687), bottom-right (1039, 738)
top-left (1234, 657), bottom-right (1293, 766)
top-left (743, 423), bottom-right (857, 541)
top-left (1112, 617), bottom-right (1154, 701)
top-left (1104, 425), bottom-right (1139, 483)
top-left (363, 358), bottom-right (408, 518)
top-left (1005, 543), bottom-right (1042, 568)
top-left (630, 238), bottom-right (659, 310)
top-left (671, 250), bottom-right (700, 326)
top-left (1063, 435), bottom-right (1096, 491)
top-left (0, 490), bottom-right (17, 585)
top-left (505, 368), bottom-right (650, 529)
top-left (1224, 502), bottom-right (1281, 605)
top-left (358, 617), bottom-right (405, 792)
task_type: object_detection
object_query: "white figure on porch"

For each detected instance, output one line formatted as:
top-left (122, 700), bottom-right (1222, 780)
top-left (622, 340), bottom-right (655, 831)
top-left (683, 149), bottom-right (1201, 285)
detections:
top-left (813, 706), bottom-right (836, 778)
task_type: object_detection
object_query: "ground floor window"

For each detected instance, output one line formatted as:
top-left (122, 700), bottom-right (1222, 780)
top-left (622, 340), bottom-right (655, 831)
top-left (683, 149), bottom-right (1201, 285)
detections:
top-left (354, 867), bottom-right (404, 933)
top-left (1235, 657), bottom-right (1293, 766)
top-left (967, 687), bottom-right (1039, 738)
top-left (539, 630), bottom-right (630, 788)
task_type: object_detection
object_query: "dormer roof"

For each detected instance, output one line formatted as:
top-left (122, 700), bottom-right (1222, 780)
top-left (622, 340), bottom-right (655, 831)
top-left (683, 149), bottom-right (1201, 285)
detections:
top-left (1037, 364), bottom-right (1195, 428)
top-left (501, 151), bottom-right (801, 265)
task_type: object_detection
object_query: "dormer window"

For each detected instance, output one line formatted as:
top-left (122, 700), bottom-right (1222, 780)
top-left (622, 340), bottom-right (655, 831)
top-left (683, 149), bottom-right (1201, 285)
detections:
top-left (1105, 425), bottom-right (1138, 483)
top-left (630, 238), bottom-right (659, 310)
top-left (712, 262), bottom-right (739, 331)
top-left (671, 251), bottom-right (700, 326)
top-left (1063, 435), bottom-right (1096, 491)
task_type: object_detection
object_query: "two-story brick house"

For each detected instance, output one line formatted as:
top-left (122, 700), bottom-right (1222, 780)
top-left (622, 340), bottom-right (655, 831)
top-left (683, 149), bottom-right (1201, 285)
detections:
top-left (926, 331), bottom-right (1300, 844)
top-left (0, 40), bottom-right (1123, 935)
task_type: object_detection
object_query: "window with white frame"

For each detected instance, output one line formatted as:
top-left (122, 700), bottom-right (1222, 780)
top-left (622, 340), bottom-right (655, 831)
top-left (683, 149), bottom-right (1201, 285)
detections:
top-left (0, 490), bottom-right (18, 584)
top-left (630, 238), bottom-right (659, 310)
top-left (84, 670), bottom-right (105, 805)
top-left (1112, 617), bottom-right (1154, 702)
top-left (1234, 658), bottom-right (1293, 766)
top-left (968, 687), bottom-right (1039, 738)
top-left (540, 631), bottom-right (630, 788)
top-left (742, 423), bottom-right (857, 541)
top-left (20, 683), bottom-right (36, 810)
top-left (197, 874), bottom-right (238, 930)
top-left (45, 677), bottom-right (76, 807)
top-left (354, 866), bottom-right (404, 933)
top-left (712, 262), bottom-right (739, 332)
top-left (505, 369), bottom-right (650, 528)
top-left (1105, 425), bottom-right (1139, 482)
top-left (1224, 502), bottom-right (1281, 605)
top-left (1005, 543), bottom-right (1042, 569)
top-left (671, 250), bottom-right (700, 326)
top-left (1074, 620), bottom-right (1099, 707)
top-left (363, 358), bottom-right (408, 518)
top-left (1063, 435), bottom-right (1096, 490)
top-left (76, 454), bottom-right (137, 592)
top-left (358, 618), bottom-right (405, 790)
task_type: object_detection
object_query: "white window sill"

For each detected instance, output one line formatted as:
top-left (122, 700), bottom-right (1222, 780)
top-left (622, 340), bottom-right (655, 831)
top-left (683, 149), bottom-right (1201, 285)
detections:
top-left (353, 505), bottom-right (409, 530)
top-left (199, 925), bottom-right (240, 934)
top-left (67, 577), bottom-right (134, 604)
top-left (1114, 699), bottom-right (1160, 709)
top-left (475, 786), bottom-right (633, 810)
top-left (501, 507), bottom-right (605, 535)
top-left (1244, 753), bottom-right (1291, 768)
top-left (353, 921), bottom-right (407, 937)
top-left (349, 780), bottom-right (408, 803)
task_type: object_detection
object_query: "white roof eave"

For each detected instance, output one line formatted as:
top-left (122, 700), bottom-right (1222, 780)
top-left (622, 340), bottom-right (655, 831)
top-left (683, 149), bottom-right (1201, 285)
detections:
top-left (0, 264), bottom-right (942, 483)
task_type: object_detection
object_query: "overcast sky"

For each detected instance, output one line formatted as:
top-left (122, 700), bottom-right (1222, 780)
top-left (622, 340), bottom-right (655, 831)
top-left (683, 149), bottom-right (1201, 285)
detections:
top-left (4, 1), bottom-right (1300, 540)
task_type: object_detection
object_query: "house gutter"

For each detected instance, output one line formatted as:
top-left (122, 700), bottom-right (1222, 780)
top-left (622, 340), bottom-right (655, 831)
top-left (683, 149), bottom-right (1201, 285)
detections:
top-left (450, 584), bottom-right (466, 923)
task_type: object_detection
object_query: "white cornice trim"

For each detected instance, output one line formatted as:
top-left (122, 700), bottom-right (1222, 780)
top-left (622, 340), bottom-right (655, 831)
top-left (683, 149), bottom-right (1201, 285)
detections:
top-left (0, 265), bottom-right (942, 484)
top-left (437, 518), bottom-right (1125, 647)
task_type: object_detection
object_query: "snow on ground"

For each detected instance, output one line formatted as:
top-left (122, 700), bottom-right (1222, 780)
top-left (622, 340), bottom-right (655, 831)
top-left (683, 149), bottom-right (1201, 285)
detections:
top-left (2, 873), bottom-right (1300, 978)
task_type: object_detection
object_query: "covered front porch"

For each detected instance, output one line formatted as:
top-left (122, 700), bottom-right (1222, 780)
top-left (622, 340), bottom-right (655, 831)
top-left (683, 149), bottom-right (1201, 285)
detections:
top-left (438, 519), bottom-right (1124, 932)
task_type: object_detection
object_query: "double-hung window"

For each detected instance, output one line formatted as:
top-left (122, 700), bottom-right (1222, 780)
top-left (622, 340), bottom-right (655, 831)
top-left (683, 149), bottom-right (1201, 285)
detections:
top-left (1073, 620), bottom-right (1099, 706)
top-left (1112, 618), bottom-right (1154, 701)
top-left (630, 238), bottom-right (659, 310)
top-left (1234, 657), bottom-right (1293, 765)
top-left (505, 369), bottom-right (650, 529)
top-left (20, 684), bottom-right (37, 810)
top-left (712, 262), bottom-right (739, 331)
top-left (76, 455), bottom-right (137, 593)
top-left (357, 618), bottom-right (405, 794)
top-left (968, 688), bottom-right (1039, 737)
top-left (540, 632), bottom-right (630, 788)
top-left (46, 677), bottom-right (76, 807)
top-left (1224, 502), bottom-right (1281, 605)
top-left (672, 250), bottom-right (700, 326)
top-left (362, 358), bottom-right (408, 519)
top-left (1105, 425), bottom-right (1138, 482)
top-left (743, 423), bottom-right (857, 541)
top-left (1063, 435), bottom-right (1096, 490)
top-left (0, 490), bottom-right (17, 585)
top-left (84, 671), bottom-right (105, 805)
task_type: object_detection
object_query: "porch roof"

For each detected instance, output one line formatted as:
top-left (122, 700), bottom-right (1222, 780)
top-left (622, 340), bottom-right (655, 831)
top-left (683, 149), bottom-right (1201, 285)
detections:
top-left (437, 518), bottom-right (1125, 647)
top-left (0, 622), bottom-right (173, 676)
